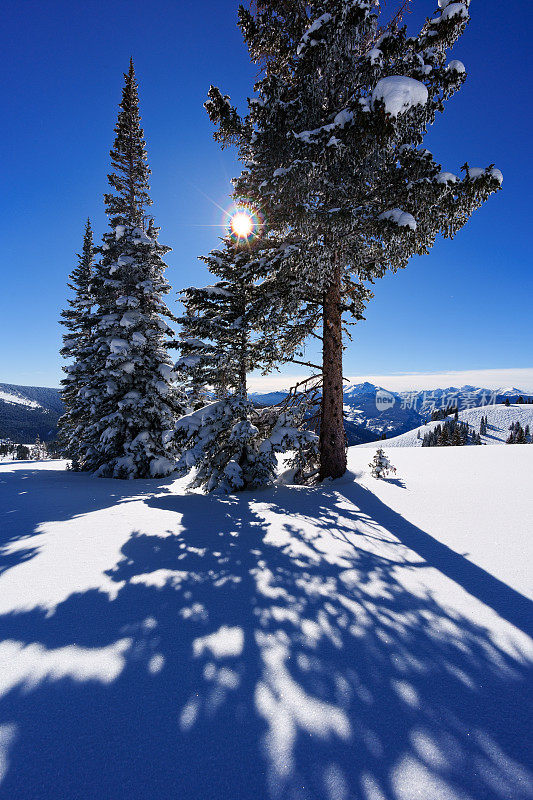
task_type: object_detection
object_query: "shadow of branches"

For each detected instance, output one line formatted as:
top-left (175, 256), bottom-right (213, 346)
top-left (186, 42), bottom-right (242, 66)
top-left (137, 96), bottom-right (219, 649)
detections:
top-left (0, 478), bottom-right (531, 800)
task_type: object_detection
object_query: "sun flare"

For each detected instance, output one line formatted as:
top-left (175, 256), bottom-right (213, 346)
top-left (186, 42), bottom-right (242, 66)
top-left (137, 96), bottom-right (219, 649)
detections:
top-left (230, 210), bottom-right (254, 239)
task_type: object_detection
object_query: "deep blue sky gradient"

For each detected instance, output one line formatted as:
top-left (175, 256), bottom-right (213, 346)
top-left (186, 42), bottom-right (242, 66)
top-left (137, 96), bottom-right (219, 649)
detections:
top-left (0, 0), bottom-right (531, 387)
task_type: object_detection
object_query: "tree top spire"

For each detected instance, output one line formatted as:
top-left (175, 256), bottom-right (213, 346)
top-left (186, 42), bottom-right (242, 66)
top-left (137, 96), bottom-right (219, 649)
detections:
top-left (105, 60), bottom-right (152, 226)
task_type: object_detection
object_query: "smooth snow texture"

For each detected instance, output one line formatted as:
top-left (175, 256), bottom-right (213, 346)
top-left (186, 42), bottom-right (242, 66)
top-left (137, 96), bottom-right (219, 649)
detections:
top-left (0, 638), bottom-right (132, 696)
top-left (0, 454), bottom-right (531, 799)
top-left (348, 445), bottom-right (533, 600)
top-left (371, 76), bottom-right (428, 117)
top-left (193, 626), bottom-right (244, 659)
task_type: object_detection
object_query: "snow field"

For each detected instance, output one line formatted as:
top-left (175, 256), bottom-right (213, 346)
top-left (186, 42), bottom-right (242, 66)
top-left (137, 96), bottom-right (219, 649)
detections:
top-left (0, 451), bottom-right (531, 800)
top-left (347, 444), bottom-right (533, 599)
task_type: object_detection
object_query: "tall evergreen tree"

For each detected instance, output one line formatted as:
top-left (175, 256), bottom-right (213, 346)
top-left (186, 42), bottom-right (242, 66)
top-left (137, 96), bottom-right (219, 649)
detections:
top-left (86, 60), bottom-right (184, 478)
top-left (206, 0), bottom-right (502, 479)
top-left (59, 219), bottom-right (95, 468)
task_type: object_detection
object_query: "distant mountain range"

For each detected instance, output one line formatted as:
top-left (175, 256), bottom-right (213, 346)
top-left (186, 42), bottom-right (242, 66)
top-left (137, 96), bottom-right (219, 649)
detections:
top-left (1, 380), bottom-right (530, 447)
top-left (251, 382), bottom-right (532, 444)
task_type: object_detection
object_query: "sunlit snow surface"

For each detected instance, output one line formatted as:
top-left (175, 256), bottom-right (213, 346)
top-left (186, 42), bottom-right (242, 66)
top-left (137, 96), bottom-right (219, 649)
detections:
top-left (0, 452), bottom-right (531, 799)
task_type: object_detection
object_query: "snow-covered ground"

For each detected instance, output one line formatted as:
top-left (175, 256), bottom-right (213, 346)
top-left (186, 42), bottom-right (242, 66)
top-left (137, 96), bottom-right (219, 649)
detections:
top-left (0, 451), bottom-right (531, 800)
top-left (359, 403), bottom-right (533, 447)
top-left (349, 445), bottom-right (532, 598)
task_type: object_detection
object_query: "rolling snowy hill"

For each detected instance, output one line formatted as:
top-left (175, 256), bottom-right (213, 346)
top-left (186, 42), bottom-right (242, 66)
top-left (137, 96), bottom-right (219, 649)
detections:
top-left (0, 384), bottom-right (63, 442)
top-left (0, 447), bottom-right (531, 799)
top-left (358, 403), bottom-right (533, 447)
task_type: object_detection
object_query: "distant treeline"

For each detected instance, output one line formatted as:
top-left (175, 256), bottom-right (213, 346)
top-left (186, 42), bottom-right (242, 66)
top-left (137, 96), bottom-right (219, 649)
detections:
top-left (0, 437), bottom-right (62, 460)
top-left (421, 420), bottom-right (482, 447)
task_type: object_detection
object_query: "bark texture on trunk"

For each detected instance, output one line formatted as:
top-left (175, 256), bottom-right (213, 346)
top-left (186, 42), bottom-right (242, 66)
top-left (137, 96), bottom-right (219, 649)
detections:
top-left (319, 260), bottom-right (347, 480)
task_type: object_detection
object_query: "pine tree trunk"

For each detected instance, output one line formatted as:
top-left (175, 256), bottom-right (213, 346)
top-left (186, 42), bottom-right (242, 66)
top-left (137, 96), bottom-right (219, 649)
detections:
top-left (319, 258), bottom-right (347, 481)
top-left (238, 294), bottom-right (248, 398)
top-left (239, 330), bottom-right (247, 397)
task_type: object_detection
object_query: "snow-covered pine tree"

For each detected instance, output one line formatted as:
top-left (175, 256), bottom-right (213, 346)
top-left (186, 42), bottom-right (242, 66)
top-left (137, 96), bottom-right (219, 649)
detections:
top-left (451, 425), bottom-right (462, 446)
top-left (206, 0), bottom-right (502, 480)
top-left (86, 60), bottom-right (184, 479)
top-left (369, 447), bottom-right (396, 479)
top-left (177, 235), bottom-right (302, 394)
top-left (515, 424), bottom-right (526, 444)
top-left (59, 218), bottom-right (95, 469)
top-left (174, 235), bottom-right (317, 492)
top-left (177, 237), bottom-right (263, 399)
top-left (31, 435), bottom-right (43, 460)
top-left (173, 394), bottom-right (316, 493)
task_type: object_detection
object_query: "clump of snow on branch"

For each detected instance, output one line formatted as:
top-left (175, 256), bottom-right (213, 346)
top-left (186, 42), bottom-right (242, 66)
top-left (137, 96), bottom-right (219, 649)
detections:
top-left (467, 166), bottom-right (503, 185)
top-left (371, 76), bottom-right (428, 117)
top-left (296, 13), bottom-right (332, 55)
top-left (436, 172), bottom-right (458, 184)
top-left (447, 59), bottom-right (466, 73)
top-left (378, 208), bottom-right (417, 231)
top-left (433, 2), bottom-right (470, 24)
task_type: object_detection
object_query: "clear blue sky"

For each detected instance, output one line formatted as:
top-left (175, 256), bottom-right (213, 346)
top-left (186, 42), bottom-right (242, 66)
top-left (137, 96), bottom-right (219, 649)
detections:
top-left (0, 0), bottom-right (531, 388)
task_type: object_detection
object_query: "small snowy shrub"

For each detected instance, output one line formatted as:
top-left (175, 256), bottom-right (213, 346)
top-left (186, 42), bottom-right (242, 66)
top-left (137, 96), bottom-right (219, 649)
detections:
top-left (369, 448), bottom-right (397, 480)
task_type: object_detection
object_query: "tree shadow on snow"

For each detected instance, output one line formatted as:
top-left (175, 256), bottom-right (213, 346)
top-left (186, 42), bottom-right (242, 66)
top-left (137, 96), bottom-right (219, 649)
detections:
top-left (0, 465), bottom-right (176, 571)
top-left (380, 476), bottom-right (407, 489)
top-left (337, 477), bottom-right (533, 638)
top-left (0, 478), bottom-right (531, 800)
